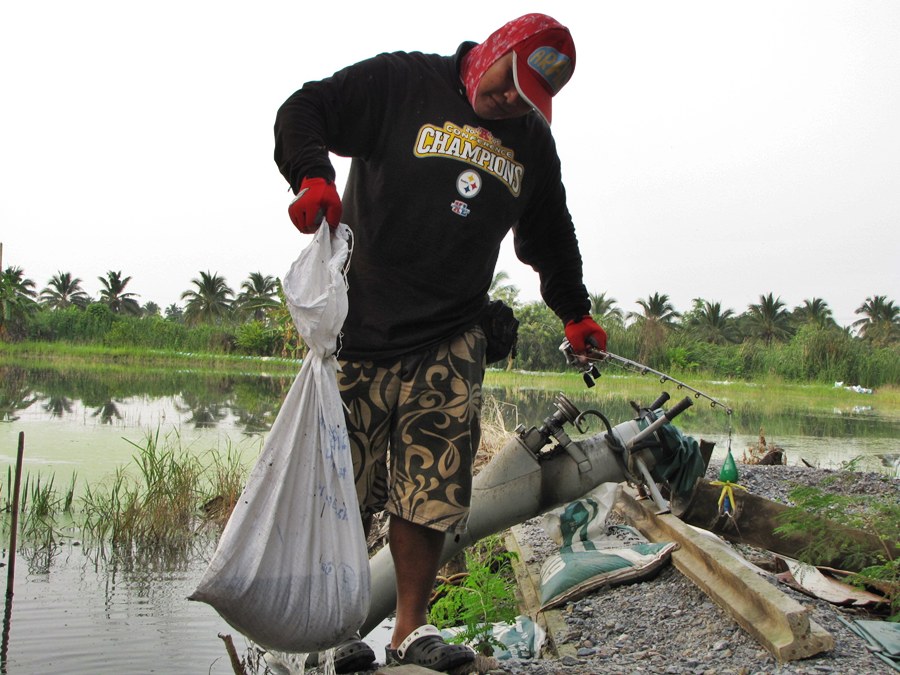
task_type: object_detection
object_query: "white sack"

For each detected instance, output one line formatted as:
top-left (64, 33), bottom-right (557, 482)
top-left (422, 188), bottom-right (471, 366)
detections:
top-left (190, 223), bottom-right (370, 653)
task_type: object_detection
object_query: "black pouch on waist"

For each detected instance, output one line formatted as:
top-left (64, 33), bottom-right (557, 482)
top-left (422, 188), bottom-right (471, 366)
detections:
top-left (480, 300), bottom-right (519, 365)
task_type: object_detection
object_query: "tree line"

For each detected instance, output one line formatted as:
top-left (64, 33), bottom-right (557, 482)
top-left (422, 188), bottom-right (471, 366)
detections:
top-left (1, 266), bottom-right (898, 386)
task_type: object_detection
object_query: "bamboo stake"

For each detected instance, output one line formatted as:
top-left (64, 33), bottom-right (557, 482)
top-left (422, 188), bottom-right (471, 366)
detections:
top-left (6, 432), bottom-right (24, 598)
top-left (1, 432), bottom-right (25, 667)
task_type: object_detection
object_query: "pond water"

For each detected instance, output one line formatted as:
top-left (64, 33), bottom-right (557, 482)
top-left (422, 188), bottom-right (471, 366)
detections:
top-left (0, 362), bottom-right (897, 673)
top-left (2, 539), bottom-right (240, 674)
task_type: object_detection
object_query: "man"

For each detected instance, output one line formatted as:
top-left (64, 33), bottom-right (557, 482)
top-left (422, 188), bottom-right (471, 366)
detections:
top-left (274, 13), bottom-right (606, 673)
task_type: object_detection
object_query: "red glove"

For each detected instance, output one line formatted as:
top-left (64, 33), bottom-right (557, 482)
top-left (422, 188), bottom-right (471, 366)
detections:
top-left (565, 315), bottom-right (608, 353)
top-left (288, 177), bottom-right (342, 233)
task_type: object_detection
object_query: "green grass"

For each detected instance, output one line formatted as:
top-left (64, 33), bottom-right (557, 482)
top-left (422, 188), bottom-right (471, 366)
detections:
top-left (2, 469), bottom-right (77, 540)
top-left (486, 368), bottom-right (900, 418)
top-left (79, 428), bottom-right (250, 551)
top-left (0, 341), bottom-right (301, 376)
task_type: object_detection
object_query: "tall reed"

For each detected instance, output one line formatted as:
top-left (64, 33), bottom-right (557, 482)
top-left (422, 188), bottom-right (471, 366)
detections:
top-left (79, 428), bottom-right (248, 553)
top-left (3, 469), bottom-right (77, 540)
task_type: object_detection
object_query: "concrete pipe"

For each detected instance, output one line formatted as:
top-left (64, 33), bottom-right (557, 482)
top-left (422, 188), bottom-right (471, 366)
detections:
top-left (359, 394), bottom-right (659, 637)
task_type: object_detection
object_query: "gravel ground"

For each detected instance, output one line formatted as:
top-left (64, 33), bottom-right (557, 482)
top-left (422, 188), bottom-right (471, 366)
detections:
top-left (497, 463), bottom-right (899, 675)
top-left (289, 464), bottom-right (898, 675)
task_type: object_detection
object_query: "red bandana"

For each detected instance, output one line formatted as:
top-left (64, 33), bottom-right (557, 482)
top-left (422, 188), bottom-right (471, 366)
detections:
top-left (461, 13), bottom-right (571, 118)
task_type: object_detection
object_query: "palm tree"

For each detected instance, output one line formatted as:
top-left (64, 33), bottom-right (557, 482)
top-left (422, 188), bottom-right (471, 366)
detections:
top-left (165, 303), bottom-right (184, 322)
top-left (629, 292), bottom-right (679, 361)
top-left (40, 271), bottom-right (90, 309)
top-left (488, 270), bottom-right (519, 307)
top-left (686, 300), bottom-right (737, 344)
top-left (792, 298), bottom-right (835, 329)
top-left (589, 291), bottom-right (624, 326)
top-left (181, 271), bottom-right (234, 325)
top-left (142, 301), bottom-right (161, 317)
top-left (852, 295), bottom-right (899, 344)
top-left (745, 293), bottom-right (793, 345)
top-left (98, 270), bottom-right (141, 315)
top-left (0, 266), bottom-right (38, 338)
top-left (237, 272), bottom-right (280, 321)
top-left (629, 292), bottom-right (680, 326)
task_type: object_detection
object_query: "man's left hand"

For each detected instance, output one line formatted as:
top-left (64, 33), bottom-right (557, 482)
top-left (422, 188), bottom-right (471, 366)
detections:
top-left (288, 177), bottom-right (342, 233)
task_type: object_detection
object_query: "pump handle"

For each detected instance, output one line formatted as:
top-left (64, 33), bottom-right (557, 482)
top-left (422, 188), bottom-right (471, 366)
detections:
top-left (648, 392), bottom-right (671, 411)
top-left (666, 396), bottom-right (693, 420)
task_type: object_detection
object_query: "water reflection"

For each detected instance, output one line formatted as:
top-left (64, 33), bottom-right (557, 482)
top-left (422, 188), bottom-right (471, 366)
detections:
top-left (483, 385), bottom-right (898, 443)
top-left (41, 395), bottom-right (74, 418)
top-left (0, 537), bottom-right (238, 675)
top-left (0, 367), bottom-right (37, 423)
top-left (0, 364), bottom-right (293, 436)
top-left (92, 400), bottom-right (123, 424)
top-left (175, 393), bottom-right (228, 429)
top-left (1, 364), bottom-right (897, 469)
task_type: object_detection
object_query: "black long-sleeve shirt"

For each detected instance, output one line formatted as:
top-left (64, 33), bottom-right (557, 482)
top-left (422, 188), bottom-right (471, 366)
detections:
top-left (274, 42), bottom-right (590, 361)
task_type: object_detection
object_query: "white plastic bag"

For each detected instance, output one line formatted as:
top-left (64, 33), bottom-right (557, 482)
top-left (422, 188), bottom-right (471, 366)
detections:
top-left (190, 223), bottom-right (370, 653)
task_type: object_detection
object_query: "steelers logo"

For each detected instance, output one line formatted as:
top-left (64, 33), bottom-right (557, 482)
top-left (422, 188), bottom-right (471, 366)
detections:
top-left (456, 170), bottom-right (482, 198)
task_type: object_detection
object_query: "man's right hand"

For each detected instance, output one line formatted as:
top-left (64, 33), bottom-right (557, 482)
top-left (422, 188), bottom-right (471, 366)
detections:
top-left (288, 177), bottom-right (342, 233)
top-left (564, 315), bottom-right (607, 354)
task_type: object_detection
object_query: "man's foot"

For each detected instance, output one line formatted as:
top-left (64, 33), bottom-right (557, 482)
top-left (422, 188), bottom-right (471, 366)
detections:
top-left (332, 633), bottom-right (376, 674)
top-left (385, 625), bottom-right (474, 672)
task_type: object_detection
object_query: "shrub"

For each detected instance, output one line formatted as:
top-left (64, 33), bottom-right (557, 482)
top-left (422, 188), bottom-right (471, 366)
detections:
top-left (104, 315), bottom-right (190, 350)
top-left (429, 535), bottom-right (520, 655)
top-left (235, 321), bottom-right (280, 356)
top-left (775, 479), bottom-right (899, 620)
top-left (27, 303), bottom-right (115, 343)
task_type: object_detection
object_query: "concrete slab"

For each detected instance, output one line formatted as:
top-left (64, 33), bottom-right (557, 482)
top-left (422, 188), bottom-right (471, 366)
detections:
top-left (615, 488), bottom-right (834, 662)
top-left (374, 665), bottom-right (443, 675)
top-left (504, 525), bottom-right (576, 659)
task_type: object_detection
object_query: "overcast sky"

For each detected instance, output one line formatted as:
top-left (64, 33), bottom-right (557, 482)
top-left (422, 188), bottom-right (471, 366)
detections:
top-left (2, 1), bottom-right (898, 328)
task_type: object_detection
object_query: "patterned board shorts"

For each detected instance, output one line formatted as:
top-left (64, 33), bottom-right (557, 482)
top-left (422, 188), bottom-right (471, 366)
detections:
top-left (336, 327), bottom-right (486, 534)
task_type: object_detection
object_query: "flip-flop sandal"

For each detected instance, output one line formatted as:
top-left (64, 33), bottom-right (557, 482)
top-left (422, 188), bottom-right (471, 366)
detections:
top-left (385, 625), bottom-right (475, 672)
top-left (332, 633), bottom-right (376, 674)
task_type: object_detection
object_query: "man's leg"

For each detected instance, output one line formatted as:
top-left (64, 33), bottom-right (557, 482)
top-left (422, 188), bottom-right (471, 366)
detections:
top-left (388, 515), bottom-right (445, 648)
top-left (383, 329), bottom-right (485, 666)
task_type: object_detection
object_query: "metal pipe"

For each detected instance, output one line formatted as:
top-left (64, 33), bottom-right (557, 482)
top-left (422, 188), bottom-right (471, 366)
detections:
top-left (633, 456), bottom-right (669, 513)
top-left (625, 397), bottom-right (694, 450)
